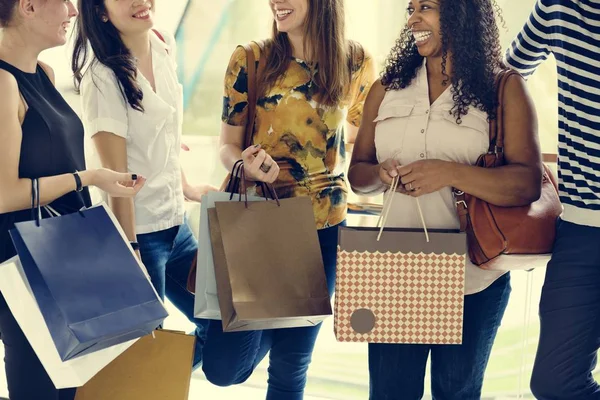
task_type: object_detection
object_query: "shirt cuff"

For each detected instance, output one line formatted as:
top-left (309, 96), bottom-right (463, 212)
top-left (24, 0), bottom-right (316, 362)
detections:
top-left (85, 118), bottom-right (129, 139)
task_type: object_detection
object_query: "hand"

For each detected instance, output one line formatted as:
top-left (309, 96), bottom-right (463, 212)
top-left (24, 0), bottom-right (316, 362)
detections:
top-left (183, 183), bottom-right (219, 202)
top-left (378, 159), bottom-right (410, 195)
top-left (89, 168), bottom-right (146, 197)
top-left (397, 160), bottom-right (456, 197)
top-left (241, 144), bottom-right (280, 183)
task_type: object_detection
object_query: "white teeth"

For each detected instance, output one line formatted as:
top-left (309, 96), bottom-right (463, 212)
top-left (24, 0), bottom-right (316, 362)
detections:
top-left (276, 10), bottom-right (293, 17)
top-left (413, 31), bottom-right (432, 43)
top-left (134, 10), bottom-right (149, 18)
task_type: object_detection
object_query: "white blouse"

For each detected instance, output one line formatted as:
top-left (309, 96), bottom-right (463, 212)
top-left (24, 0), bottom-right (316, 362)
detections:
top-left (374, 60), bottom-right (506, 295)
top-left (80, 30), bottom-right (185, 235)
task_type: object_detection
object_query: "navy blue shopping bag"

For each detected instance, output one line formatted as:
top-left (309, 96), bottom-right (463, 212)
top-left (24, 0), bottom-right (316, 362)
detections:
top-left (9, 181), bottom-right (167, 361)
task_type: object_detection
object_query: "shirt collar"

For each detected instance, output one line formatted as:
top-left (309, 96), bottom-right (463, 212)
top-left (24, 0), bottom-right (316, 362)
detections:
top-left (149, 31), bottom-right (170, 59)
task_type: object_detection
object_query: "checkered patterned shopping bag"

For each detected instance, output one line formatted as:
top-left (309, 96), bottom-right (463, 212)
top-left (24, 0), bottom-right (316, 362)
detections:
top-left (335, 226), bottom-right (467, 344)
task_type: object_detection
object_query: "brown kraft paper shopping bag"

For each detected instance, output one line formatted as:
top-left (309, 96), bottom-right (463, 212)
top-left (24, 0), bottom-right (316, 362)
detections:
top-left (75, 330), bottom-right (195, 400)
top-left (208, 195), bottom-right (332, 331)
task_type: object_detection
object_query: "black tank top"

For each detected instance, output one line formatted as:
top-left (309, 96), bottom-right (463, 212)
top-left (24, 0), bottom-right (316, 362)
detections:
top-left (0, 60), bottom-right (92, 263)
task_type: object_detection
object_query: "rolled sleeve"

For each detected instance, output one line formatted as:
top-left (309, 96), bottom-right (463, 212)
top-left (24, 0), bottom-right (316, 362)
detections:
top-left (80, 64), bottom-right (129, 139)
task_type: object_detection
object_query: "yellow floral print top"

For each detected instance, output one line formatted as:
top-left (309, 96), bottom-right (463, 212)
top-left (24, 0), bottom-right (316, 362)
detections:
top-left (222, 41), bottom-right (376, 229)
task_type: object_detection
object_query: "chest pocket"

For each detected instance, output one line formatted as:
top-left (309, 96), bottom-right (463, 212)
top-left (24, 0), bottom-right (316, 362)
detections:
top-left (374, 104), bottom-right (414, 162)
top-left (433, 109), bottom-right (490, 164)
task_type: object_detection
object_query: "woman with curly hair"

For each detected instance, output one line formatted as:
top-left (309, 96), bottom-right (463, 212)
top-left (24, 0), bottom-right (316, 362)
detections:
top-left (348, 0), bottom-right (542, 398)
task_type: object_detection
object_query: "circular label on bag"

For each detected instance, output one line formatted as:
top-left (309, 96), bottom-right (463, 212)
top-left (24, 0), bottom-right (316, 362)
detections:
top-left (350, 308), bottom-right (376, 334)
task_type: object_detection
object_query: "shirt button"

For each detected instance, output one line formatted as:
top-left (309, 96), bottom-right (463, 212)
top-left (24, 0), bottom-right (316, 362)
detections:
top-left (421, 129), bottom-right (425, 133)
top-left (420, 153), bottom-right (425, 158)
top-left (426, 110), bottom-right (429, 114)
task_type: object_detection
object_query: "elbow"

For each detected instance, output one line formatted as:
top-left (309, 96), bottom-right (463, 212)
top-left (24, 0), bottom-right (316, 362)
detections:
top-left (513, 172), bottom-right (543, 206)
top-left (517, 186), bottom-right (542, 206)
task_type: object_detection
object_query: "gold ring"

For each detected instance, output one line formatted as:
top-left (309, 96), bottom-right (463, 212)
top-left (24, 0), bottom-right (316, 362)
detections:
top-left (409, 182), bottom-right (413, 191)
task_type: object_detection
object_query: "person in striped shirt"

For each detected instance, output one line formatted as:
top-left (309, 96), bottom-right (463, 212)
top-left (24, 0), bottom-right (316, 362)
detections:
top-left (505, 1), bottom-right (600, 398)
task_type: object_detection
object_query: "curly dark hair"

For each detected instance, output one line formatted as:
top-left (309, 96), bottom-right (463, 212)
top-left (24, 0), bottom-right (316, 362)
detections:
top-left (381, 0), bottom-right (504, 122)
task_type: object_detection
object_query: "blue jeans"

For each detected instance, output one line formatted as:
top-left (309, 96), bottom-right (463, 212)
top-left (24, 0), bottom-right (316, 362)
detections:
top-left (201, 222), bottom-right (343, 400)
top-left (530, 219), bottom-right (600, 400)
top-left (138, 222), bottom-right (208, 367)
top-left (368, 273), bottom-right (511, 400)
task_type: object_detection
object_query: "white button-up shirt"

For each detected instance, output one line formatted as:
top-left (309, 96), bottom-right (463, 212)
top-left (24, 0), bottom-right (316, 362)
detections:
top-left (81, 30), bottom-right (185, 234)
top-left (374, 60), bottom-right (506, 295)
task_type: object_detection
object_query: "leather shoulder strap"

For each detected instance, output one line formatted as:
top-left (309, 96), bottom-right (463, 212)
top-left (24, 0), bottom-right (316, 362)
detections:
top-left (489, 69), bottom-right (521, 153)
top-left (240, 41), bottom-right (268, 149)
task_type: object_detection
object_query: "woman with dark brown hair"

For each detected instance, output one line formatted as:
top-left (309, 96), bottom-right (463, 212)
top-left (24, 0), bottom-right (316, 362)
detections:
top-left (202, 0), bottom-right (375, 397)
top-left (0, 0), bottom-right (145, 398)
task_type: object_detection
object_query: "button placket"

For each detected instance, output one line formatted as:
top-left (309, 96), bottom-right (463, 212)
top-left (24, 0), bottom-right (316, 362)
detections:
top-left (419, 108), bottom-right (430, 159)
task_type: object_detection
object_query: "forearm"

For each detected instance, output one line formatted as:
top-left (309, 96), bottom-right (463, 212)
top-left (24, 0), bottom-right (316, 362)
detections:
top-left (219, 143), bottom-right (244, 174)
top-left (452, 162), bottom-right (542, 207)
top-left (0, 170), bottom-right (96, 214)
top-left (181, 169), bottom-right (190, 195)
top-left (348, 162), bottom-right (386, 196)
top-left (108, 197), bottom-right (137, 242)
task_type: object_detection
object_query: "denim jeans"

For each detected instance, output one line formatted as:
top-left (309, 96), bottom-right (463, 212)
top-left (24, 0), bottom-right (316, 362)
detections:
top-left (530, 219), bottom-right (600, 400)
top-left (368, 272), bottom-right (511, 400)
top-left (200, 222), bottom-right (344, 400)
top-left (138, 222), bottom-right (209, 367)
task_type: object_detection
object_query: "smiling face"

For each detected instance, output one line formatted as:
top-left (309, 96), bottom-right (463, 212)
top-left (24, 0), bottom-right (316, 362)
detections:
top-left (103, 0), bottom-right (154, 35)
top-left (27, 0), bottom-right (78, 47)
top-left (407, 0), bottom-right (443, 58)
top-left (269, 0), bottom-right (308, 36)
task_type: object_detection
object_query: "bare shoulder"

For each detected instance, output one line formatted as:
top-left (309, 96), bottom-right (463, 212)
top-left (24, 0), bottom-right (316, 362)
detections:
top-left (0, 69), bottom-right (20, 106)
top-left (366, 79), bottom-right (386, 105)
top-left (38, 61), bottom-right (56, 85)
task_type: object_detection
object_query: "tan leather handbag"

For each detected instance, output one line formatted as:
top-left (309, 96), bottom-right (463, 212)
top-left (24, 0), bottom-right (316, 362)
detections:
top-left (453, 69), bottom-right (562, 268)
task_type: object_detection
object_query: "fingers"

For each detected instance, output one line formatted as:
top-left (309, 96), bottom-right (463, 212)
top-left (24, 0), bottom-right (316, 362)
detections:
top-left (265, 162), bottom-right (280, 183)
top-left (108, 185), bottom-right (138, 198)
top-left (116, 172), bottom-right (141, 186)
top-left (400, 172), bottom-right (416, 186)
top-left (110, 176), bottom-right (146, 198)
top-left (379, 159), bottom-right (401, 186)
top-left (244, 149), bottom-right (279, 182)
top-left (382, 159), bottom-right (399, 178)
top-left (241, 144), bottom-right (263, 162)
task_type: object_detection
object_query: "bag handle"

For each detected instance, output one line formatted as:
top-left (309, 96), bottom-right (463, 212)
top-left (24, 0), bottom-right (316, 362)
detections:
top-left (454, 69), bottom-right (520, 231)
top-left (377, 177), bottom-right (429, 242)
top-left (30, 175), bottom-right (87, 227)
top-left (225, 160), bottom-right (244, 196)
top-left (31, 178), bottom-right (41, 226)
top-left (239, 164), bottom-right (280, 208)
top-left (241, 41), bottom-right (268, 149)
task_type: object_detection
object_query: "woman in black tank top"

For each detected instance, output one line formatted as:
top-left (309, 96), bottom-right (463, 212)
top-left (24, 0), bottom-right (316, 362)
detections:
top-left (0, 1), bottom-right (146, 398)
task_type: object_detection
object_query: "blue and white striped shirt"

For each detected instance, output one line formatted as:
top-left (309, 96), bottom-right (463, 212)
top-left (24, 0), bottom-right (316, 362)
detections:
top-left (505, 0), bottom-right (600, 227)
